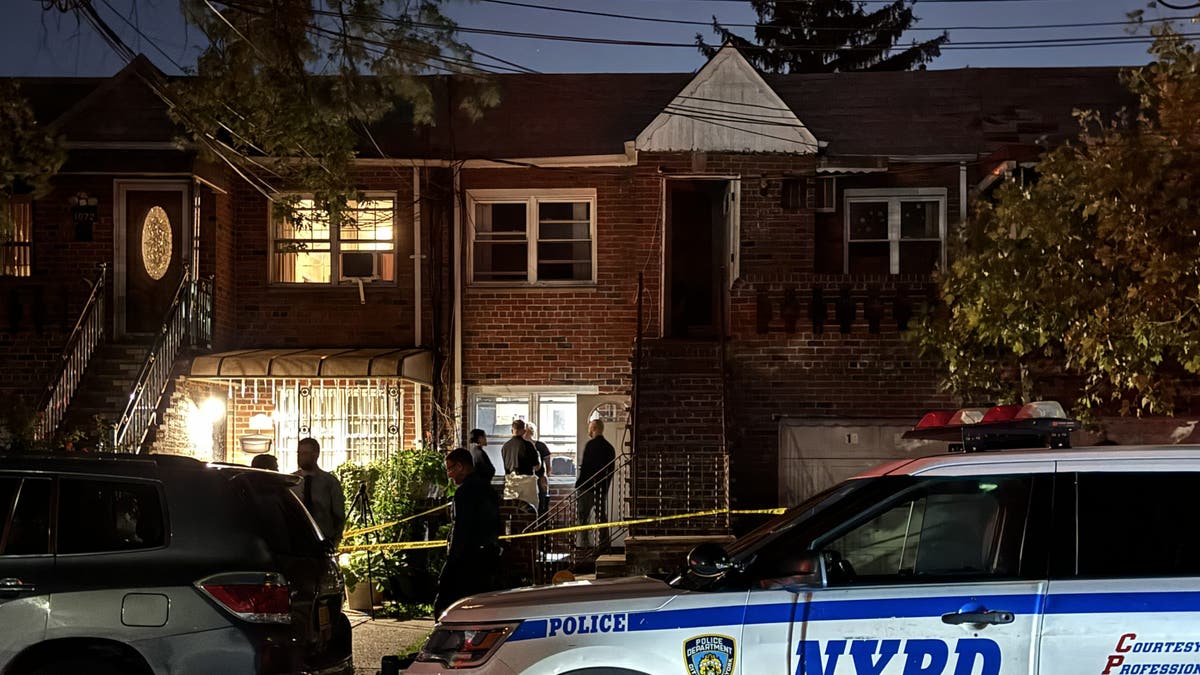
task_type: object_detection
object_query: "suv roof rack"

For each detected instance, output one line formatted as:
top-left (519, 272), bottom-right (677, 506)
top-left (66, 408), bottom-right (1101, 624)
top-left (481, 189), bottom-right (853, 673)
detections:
top-left (902, 401), bottom-right (1081, 453)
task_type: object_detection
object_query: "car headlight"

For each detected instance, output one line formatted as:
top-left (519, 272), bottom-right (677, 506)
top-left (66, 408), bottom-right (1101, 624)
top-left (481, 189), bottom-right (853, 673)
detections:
top-left (416, 622), bottom-right (519, 669)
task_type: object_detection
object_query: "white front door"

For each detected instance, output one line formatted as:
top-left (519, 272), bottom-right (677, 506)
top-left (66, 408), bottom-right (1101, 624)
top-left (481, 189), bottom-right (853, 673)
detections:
top-left (578, 395), bottom-right (629, 545)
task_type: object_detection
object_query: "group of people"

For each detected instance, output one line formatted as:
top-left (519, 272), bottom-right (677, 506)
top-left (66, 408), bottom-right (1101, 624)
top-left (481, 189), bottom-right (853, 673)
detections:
top-left (250, 423), bottom-right (618, 620)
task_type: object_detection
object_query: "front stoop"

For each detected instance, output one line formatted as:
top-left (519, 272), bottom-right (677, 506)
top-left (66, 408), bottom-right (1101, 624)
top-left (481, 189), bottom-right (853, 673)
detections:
top-left (624, 535), bottom-right (736, 577)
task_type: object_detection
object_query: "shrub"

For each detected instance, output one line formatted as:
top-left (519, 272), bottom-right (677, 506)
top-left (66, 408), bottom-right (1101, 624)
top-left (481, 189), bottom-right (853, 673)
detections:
top-left (337, 443), bottom-right (451, 611)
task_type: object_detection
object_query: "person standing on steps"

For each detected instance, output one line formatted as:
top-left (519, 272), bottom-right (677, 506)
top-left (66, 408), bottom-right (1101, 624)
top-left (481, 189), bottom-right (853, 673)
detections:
top-left (575, 419), bottom-right (615, 548)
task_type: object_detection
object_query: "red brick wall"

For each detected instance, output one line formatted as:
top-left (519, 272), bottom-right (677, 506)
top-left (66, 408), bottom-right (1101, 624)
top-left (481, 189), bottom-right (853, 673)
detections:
top-left (459, 164), bottom-right (659, 394)
top-left (460, 153), bottom-right (966, 509)
top-left (226, 166), bottom-right (421, 348)
top-left (0, 175), bottom-right (118, 402)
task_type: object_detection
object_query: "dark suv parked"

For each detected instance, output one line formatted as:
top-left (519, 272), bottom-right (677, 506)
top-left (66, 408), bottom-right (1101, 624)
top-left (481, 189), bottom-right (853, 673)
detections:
top-left (0, 453), bottom-right (353, 675)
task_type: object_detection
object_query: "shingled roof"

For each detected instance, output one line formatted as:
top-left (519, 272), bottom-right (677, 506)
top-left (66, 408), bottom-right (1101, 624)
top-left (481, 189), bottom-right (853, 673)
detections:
top-left (8, 55), bottom-right (1134, 161)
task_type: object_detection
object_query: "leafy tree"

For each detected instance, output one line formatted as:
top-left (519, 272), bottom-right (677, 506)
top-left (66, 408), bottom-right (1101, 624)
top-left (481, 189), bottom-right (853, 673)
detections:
top-left (912, 23), bottom-right (1200, 417)
top-left (0, 81), bottom-right (65, 241)
top-left (697, 0), bottom-right (947, 73)
top-left (172, 0), bottom-right (497, 226)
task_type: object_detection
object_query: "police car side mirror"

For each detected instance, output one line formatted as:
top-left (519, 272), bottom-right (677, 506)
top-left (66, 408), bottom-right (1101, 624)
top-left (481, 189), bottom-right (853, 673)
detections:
top-left (687, 543), bottom-right (737, 578)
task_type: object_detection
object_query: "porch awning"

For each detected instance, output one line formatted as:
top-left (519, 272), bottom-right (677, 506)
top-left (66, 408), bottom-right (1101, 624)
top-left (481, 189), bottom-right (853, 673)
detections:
top-left (189, 348), bottom-right (433, 385)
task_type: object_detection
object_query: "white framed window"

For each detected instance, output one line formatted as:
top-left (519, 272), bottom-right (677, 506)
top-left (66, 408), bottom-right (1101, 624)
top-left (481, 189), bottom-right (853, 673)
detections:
top-left (467, 189), bottom-right (597, 285)
top-left (469, 388), bottom-right (594, 479)
top-left (270, 194), bottom-right (397, 285)
top-left (844, 188), bottom-right (946, 275)
top-left (1, 199), bottom-right (32, 277)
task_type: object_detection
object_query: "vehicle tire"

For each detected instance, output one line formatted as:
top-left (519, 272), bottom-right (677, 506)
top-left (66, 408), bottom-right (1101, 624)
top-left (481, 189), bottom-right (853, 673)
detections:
top-left (28, 658), bottom-right (130, 675)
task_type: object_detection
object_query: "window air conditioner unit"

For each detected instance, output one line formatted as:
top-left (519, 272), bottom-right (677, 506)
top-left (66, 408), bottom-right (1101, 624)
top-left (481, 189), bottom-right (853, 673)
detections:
top-left (339, 251), bottom-right (380, 304)
top-left (340, 251), bottom-right (380, 281)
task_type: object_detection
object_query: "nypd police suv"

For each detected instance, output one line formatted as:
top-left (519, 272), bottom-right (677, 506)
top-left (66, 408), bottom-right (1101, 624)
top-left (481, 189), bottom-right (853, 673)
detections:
top-left (406, 402), bottom-right (1200, 674)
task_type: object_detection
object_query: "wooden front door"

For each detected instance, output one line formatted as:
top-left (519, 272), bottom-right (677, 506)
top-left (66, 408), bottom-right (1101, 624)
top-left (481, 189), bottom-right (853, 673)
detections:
top-left (121, 186), bottom-right (187, 335)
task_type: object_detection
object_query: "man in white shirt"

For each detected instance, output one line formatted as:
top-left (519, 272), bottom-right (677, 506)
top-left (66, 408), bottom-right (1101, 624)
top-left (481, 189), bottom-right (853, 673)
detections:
top-left (292, 438), bottom-right (346, 548)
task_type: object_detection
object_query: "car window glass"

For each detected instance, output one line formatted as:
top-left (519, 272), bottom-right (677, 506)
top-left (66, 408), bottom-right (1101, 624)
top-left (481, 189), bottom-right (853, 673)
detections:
top-left (237, 475), bottom-right (324, 557)
top-left (1076, 472), bottom-right (1200, 577)
top-left (3, 478), bottom-right (51, 556)
top-left (58, 479), bottom-right (165, 554)
top-left (0, 476), bottom-right (18, 539)
top-left (816, 475), bottom-right (1033, 584)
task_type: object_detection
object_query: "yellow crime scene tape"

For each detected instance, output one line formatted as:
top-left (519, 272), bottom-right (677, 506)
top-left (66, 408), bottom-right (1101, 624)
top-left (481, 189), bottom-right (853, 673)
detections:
top-left (337, 506), bottom-right (786, 554)
top-left (341, 503), bottom-right (450, 540)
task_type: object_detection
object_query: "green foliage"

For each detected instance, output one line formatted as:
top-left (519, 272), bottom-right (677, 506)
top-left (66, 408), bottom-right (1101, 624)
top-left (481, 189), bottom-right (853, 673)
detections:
top-left (699, 0), bottom-right (948, 73)
top-left (912, 22), bottom-right (1200, 416)
top-left (174, 0), bottom-right (498, 225)
top-left (0, 81), bottom-right (66, 241)
top-left (336, 442), bottom-right (451, 609)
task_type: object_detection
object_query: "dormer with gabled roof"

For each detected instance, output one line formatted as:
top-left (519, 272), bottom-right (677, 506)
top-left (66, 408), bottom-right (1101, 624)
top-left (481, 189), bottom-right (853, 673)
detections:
top-left (636, 44), bottom-right (819, 154)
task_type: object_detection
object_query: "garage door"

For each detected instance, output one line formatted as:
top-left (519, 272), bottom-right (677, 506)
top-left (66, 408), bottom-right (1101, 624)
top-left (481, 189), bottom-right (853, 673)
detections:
top-left (778, 418), bottom-right (942, 507)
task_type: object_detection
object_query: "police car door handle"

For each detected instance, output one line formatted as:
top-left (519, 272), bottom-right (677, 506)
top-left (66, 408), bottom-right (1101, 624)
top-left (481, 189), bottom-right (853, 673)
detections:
top-left (941, 610), bottom-right (1015, 625)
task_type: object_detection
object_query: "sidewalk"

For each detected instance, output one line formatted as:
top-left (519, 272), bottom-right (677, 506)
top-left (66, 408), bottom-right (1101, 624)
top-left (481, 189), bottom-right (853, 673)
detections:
top-left (348, 610), bottom-right (435, 675)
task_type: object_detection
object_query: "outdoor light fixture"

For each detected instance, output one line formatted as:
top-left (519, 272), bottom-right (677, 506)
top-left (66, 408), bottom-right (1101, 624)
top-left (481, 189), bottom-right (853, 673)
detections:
top-left (201, 397), bottom-right (226, 422)
top-left (241, 412), bottom-right (274, 454)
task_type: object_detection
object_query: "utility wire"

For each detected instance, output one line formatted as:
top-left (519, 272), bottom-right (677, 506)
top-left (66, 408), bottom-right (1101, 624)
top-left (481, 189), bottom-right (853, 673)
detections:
top-left (214, 0), bottom-right (1200, 54)
top-left (477, 0), bottom-right (1196, 34)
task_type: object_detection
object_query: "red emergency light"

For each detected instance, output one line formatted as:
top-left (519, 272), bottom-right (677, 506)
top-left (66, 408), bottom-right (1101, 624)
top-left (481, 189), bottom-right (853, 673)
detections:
top-left (903, 401), bottom-right (1079, 452)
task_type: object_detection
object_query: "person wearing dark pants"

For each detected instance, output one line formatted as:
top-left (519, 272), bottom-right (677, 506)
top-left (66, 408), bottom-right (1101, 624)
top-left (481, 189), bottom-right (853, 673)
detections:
top-left (575, 419), bottom-right (615, 549)
top-left (434, 447), bottom-right (501, 619)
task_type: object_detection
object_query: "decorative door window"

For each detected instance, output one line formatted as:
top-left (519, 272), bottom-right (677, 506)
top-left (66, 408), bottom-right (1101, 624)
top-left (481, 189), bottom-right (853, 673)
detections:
top-left (141, 206), bottom-right (173, 280)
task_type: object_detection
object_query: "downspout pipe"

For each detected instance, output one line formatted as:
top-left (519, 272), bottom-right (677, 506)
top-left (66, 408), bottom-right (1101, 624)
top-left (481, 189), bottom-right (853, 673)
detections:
top-left (452, 166), bottom-right (463, 441)
top-left (413, 167), bottom-right (423, 346)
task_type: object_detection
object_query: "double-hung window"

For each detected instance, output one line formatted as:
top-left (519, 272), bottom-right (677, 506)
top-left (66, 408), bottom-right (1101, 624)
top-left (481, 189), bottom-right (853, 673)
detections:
top-left (844, 188), bottom-right (946, 275)
top-left (271, 195), bottom-right (397, 285)
top-left (469, 189), bottom-right (596, 285)
top-left (2, 199), bottom-right (32, 277)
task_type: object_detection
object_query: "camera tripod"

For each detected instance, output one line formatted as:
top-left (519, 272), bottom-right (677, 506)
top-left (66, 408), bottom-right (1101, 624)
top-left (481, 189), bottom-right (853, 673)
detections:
top-left (346, 481), bottom-right (377, 619)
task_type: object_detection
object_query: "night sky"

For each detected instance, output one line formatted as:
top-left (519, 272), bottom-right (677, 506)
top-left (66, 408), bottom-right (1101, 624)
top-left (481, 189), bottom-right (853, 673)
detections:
top-left (1, 0), bottom-right (1180, 76)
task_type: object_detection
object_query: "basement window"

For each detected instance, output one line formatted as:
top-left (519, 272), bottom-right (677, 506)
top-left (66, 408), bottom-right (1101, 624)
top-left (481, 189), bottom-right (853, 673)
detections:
top-left (468, 189), bottom-right (596, 286)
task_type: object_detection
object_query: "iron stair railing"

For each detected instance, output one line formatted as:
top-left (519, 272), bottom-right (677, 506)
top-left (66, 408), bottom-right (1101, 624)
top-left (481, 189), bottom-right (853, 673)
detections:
top-left (525, 451), bottom-right (634, 584)
top-left (111, 271), bottom-right (213, 452)
top-left (36, 264), bottom-right (107, 442)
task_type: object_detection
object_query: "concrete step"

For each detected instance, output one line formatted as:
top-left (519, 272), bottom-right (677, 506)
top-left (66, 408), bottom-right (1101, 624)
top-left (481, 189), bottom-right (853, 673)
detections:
top-left (594, 553), bottom-right (627, 579)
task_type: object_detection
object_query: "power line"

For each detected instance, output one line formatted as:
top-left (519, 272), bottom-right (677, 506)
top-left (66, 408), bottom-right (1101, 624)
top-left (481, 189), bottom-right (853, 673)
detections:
top-left (215, 1), bottom-right (1200, 54)
top-left (477, 0), bottom-right (1195, 34)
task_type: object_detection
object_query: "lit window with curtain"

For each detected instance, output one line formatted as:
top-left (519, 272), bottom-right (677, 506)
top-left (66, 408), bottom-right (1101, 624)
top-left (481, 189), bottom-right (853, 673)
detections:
top-left (271, 196), bottom-right (397, 284)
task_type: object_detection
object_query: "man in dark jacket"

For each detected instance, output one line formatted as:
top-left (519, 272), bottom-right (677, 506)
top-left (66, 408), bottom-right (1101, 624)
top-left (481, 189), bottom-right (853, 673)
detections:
top-left (468, 428), bottom-right (496, 482)
top-left (575, 419), bottom-right (616, 548)
top-left (434, 447), bottom-right (501, 618)
top-left (500, 419), bottom-right (540, 476)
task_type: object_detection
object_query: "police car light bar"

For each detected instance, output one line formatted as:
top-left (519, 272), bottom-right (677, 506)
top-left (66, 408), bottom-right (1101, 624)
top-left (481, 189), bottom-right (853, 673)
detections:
top-left (903, 401), bottom-right (1081, 452)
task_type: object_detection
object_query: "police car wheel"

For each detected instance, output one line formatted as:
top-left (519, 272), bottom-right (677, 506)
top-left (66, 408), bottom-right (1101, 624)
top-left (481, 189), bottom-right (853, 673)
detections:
top-left (561, 669), bottom-right (649, 675)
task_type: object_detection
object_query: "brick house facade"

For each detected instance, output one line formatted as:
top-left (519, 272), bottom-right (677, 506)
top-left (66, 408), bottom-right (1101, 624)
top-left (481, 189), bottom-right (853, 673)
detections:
top-left (3, 48), bottom-right (1144, 538)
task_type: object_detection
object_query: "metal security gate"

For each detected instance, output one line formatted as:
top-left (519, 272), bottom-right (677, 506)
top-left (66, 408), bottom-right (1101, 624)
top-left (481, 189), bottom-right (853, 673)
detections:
top-left (777, 418), bottom-right (942, 507)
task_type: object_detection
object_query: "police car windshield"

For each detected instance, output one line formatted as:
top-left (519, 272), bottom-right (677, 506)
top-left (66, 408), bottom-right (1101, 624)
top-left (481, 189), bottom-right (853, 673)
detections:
top-left (671, 477), bottom-right (891, 591)
top-left (726, 478), bottom-right (876, 561)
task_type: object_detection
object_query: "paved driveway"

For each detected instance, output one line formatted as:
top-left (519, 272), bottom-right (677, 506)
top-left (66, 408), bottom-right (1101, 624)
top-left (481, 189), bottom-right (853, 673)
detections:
top-left (349, 610), bottom-right (434, 675)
